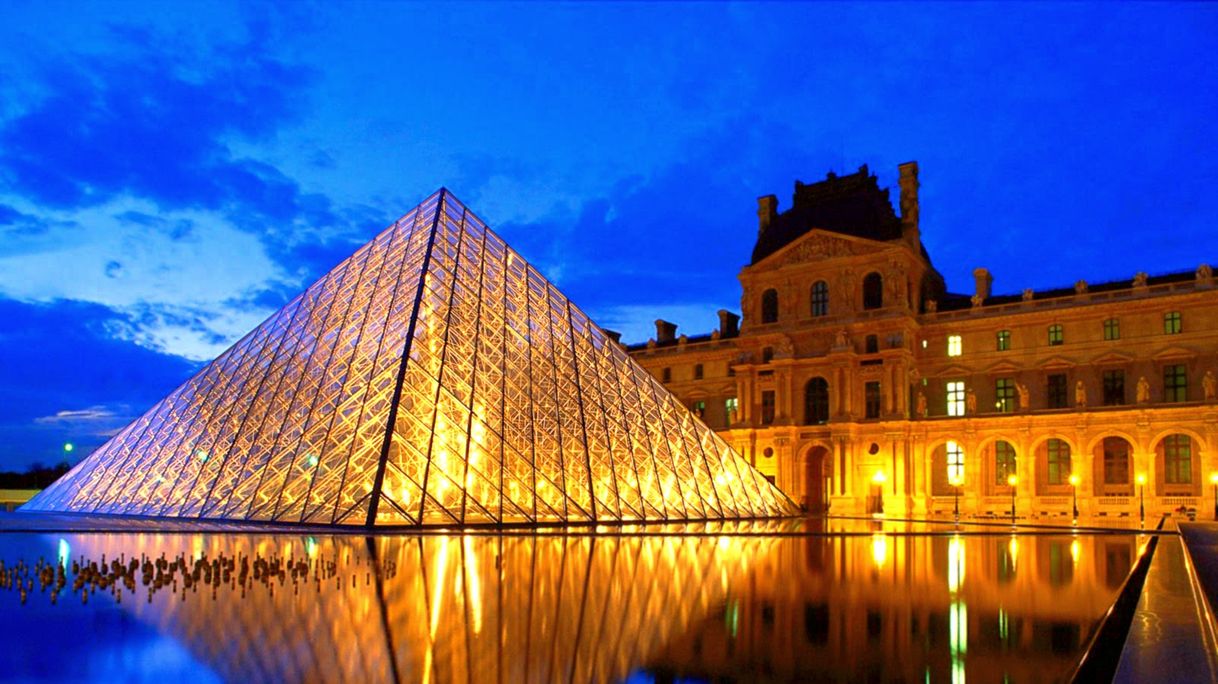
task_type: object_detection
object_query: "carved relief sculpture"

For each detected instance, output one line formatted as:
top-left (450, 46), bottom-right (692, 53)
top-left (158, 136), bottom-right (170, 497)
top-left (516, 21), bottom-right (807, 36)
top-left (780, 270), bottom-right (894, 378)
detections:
top-left (1136, 376), bottom-right (1151, 404)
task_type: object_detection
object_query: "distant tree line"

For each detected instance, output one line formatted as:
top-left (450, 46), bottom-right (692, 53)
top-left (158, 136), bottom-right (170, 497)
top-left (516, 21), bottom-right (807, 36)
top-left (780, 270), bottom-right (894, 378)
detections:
top-left (0, 462), bottom-right (70, 489)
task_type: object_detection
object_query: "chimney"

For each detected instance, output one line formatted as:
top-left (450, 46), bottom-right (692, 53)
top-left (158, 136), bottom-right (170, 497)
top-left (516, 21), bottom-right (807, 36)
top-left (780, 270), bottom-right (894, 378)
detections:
top-left (898, 161), bottom-right (920, 246)
top-left (654, 319), bottom-right (677, 344)
top-left (757, 195), bottom-right (778, 236)
top-left (973, 267), bottom-right (992, 301)
top-left (717, 309), bottom-right (740, 338)
top-left (602, 329), bottom-right (622, 344)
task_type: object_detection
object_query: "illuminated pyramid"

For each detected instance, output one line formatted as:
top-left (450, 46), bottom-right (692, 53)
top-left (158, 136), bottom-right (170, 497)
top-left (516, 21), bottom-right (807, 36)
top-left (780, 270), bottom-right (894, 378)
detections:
top-left (25, 189), bottom-right (795, 526)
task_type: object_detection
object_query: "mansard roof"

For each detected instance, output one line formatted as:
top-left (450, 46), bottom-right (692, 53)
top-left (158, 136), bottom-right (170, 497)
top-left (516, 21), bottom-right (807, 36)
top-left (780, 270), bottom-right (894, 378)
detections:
top-left (751, 165), bottom-right (904, 265)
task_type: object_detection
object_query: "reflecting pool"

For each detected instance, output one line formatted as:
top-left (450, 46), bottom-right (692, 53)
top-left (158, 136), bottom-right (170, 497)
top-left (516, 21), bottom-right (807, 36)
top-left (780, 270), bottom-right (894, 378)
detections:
top-left (0, 520), bottom-right (1143, 683)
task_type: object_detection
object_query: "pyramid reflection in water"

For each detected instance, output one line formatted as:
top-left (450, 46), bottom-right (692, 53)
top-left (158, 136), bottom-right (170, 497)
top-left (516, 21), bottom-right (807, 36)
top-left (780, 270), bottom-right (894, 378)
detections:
top-left (26, 189), bottom-right (794, 526)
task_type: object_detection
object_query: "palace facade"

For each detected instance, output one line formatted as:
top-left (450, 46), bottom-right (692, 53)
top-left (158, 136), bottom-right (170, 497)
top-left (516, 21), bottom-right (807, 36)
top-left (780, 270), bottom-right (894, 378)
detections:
top-left (626, 162), bottom-right (1218, 519)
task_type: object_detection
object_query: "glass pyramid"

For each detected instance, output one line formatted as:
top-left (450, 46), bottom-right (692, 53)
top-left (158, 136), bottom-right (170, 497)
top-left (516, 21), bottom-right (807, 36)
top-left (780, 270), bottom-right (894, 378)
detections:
top-left (25, 190), bottom-right (795, 526)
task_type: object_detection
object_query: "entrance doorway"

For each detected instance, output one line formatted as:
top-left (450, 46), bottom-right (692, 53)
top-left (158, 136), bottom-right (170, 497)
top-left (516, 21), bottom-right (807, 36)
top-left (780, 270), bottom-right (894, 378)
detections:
top-left (804, 446), bottom-right (832, 514)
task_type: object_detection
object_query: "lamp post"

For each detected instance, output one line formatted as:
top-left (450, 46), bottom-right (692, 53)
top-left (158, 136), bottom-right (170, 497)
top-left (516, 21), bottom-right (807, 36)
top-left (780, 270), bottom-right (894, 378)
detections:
top-left (1210, 472), bottom-right (1217, 521)
top-left (1136, 472), bottom-right (1147, 524)
top-left (872, 470), bottom-right (886, 517)
top-left (949, 472), bottom-right (963, 524)
top-left (1068, 474), bottom-right (1080, 522)
top-left (1007, 473), bottom-right (1018, 525)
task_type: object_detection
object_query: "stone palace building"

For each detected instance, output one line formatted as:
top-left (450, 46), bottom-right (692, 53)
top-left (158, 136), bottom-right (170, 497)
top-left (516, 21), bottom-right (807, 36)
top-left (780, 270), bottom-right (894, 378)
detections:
top-left (625, 162), bottom-right (1218, 520)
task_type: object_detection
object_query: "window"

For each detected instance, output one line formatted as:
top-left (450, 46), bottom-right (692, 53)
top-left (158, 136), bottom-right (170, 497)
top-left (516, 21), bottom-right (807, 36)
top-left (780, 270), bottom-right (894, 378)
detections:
top-left (761, 391), bottom-right (775, 425)
top-left (1164, 364), bottom-right (1187, 402)
top-left (1103, 318), bottom-right (1120, 341)
top-left (811, 281), bottom-right (829, 317)
top-left (946, 381), bottom-right (965, 417)
top-left (1103, 437), bottom-right (1130, 485)
top-left (1102, 370), bottom-right (1125, 406)
top-left (1164, 311), bottom-right (1182, 335)
top-left (996, 330), bottom-right (1011, 352)
top-left (761, 289), bottom-right (779, 324)
top-left (661, 367), bottom-right (672, 383)
top-left (1163, 434), bottom-right (1192, 485)
top-left (995, 378), bottom-right (1015, 413)
top-left (691, 400), bottom-right (706, 418)
top-left (946, 440), bottom-right (964, 484)
top-left (694, 363), bottom-right (704, 380)
top-left (863, 272), bottom-right (884, 310)
top-left (864, 381), bottom-right (881, 419)
top-left (1048, 324), bottom-right (1063, 346)
top-left (995, 441), bottom-right (1016, 485)
top-left (725, 397), bottom-right (738, 425)
top-left (1046, 438), bottom-right (1071, 485)
top-left (804, 378), bottom-right (829, 425)
top-left (865, 335), bottom-right (879, 354)
top-left (1047, 373), bottom-right (1068, 409)
top-left (762, 347), bottom-right (774, 364)
top-left (947, 335), bottom-right (962, 357)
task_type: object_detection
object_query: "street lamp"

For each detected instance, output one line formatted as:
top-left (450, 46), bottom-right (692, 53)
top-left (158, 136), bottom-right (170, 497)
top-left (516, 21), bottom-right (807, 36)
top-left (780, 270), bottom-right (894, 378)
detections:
top-left (948, 471), bottom-right (963, 523)
top-left (1068, 473), bottom-right (1080, 522)
top-left (1136, 472), bottom-right (1147, 524)
top-left (1007, 473), bottom-right (1018, 525)
top-left (1210, 472), bottom-right (1217, 521)
top-left (872, 470), bottom-right (887, 517)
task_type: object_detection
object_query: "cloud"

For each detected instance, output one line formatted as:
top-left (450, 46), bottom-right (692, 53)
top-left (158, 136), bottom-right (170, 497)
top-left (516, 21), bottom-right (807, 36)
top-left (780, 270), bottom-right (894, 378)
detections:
top-left (34, 405), bottom-right (128, 431)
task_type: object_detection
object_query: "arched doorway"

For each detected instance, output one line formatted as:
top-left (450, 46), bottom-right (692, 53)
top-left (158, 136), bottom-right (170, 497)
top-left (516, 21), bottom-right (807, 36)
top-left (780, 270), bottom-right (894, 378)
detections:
top-left (804, 446), bottom-right (832, 514)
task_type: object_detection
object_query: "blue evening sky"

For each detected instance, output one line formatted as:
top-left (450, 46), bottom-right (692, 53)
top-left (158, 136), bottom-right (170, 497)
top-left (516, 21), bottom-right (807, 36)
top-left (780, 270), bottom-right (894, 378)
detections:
top-left (0, 2), bottom-right (1214, 469)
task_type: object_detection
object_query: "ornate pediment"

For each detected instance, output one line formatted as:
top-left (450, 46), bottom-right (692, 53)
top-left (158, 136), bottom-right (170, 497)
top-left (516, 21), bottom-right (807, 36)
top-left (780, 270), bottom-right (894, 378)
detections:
top-left (761, 230), bottom-right (885, 269)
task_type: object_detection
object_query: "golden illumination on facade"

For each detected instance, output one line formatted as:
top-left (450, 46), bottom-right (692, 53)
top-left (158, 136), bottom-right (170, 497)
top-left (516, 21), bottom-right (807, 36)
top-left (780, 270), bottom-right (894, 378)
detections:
top-left (24, 190), bottom-right (794, 526)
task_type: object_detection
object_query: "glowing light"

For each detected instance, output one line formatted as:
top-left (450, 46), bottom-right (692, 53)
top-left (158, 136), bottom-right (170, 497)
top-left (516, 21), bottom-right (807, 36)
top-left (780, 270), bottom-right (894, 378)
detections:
top-left (872, 470), bottom-right (887, 485)
top-left (463, 537), bottom-right (483, 634)
top-left (948, 535), bottom-right (965, 593)
top-left (305, 536), bottom-right (318, 559)
top-left (950, 600), bottom-right (968, 683)
top-left (1136, 472), bottom-right (1147, 485)
top-left (1007, 473), bottom-right (1018, 487)
top-left (1008, 536), bottom-right (1019, 569)
top-left (57, 538), bottom-right (70, 571)
top-left (306, 453), bottom-right (319, 468)
top-left (1210, 472), bottom-right (1218, 485)
top-left (1068, 474), bottom-right (1080, 487)
top-left (871, 532), bottom-right (888, 568)
top-left (62, 442), bottom-right (74, 453)
top-left (1071, 539), bottom-right (1081, 564)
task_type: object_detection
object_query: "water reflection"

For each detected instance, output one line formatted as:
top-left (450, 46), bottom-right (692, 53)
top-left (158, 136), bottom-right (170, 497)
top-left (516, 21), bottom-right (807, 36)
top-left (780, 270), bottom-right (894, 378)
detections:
top-left (0, 528), bottom-right (1141, 683)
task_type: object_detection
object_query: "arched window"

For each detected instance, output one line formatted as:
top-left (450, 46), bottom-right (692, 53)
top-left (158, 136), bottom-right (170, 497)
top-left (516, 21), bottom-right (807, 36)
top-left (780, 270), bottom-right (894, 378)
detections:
top-left (994, 441), bottom-right (1016, 486)
top-left (1046, 438), bottom-right (1071, 485)
top-left (1162, 434), bottom-right (1193, 485)
top-left (761, 288), bottom-right (779, 323)
top-left (804, 378), bottom-right (829, 425)
top-left (863, 272), bottom-right (883, 310)
top-left (811, 281), bottom-right (829, 317)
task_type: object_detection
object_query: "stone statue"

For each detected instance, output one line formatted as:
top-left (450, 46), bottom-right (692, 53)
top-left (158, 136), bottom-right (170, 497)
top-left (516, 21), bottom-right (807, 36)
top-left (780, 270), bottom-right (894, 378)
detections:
top-left (1198, 264), bottom-right (1213, 284)
top-left (1074, 280), bottom-right (1088, 294)
top-left (1016, 382), bottom-right (1030, 411)
top-left (1204, 370), bottom-right (1217, 402)
top-left (898, 163), bottom-right (920, 228)
top-left (916, 391), bottom-right (928, 418)
top-left (1136, 376), bottom-right (1151, 404)
top-left (970, 293), bottom-right (984, 308)
top-left (1022, 288), bottom-right (1034, 302)
top-left (1133, 272), bottom-right (1148, 288)
top-left (925, 299), bottom-right (938, 313)
top-left (965, 387), bottom-right (977, 415)
top-left (834, 329), bottom-right (849, 349)
top-left (776, 335), bottom-right (795, 358)
top-left (1075, 380), bottom-right (1087, 408)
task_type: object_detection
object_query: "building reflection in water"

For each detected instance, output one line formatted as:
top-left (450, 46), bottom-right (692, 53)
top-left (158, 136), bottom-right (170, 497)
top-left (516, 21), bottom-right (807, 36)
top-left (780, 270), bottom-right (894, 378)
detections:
top-left (641, 531), bottom-right (1141, 683)
top-left (43, 532), bottom-right (764, 683)
top-left (3, 528), bottom-right (1142, 683)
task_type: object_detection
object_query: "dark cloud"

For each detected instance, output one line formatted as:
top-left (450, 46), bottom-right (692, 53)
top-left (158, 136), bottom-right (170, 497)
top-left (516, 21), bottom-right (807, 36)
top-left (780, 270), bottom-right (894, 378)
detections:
top-left (0, 298), bottom-right (197, 470)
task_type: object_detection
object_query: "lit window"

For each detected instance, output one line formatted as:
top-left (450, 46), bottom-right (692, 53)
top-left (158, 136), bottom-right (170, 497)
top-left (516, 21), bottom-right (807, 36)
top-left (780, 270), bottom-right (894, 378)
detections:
top-left (1164, 311), bottom-right (1182, 335)
top-left (1048, 324), bottom-right (1063, 346)
top-left (1163, 434), bottom-right (1192, 484)
top-left (921, 339), bottom-right (928, 349)
top-left (811, 281), bottom-right (829, 317)
top-left (1163, 364), bottom-right (1187, 402)
top-left (725, 397), bottom-right (739, 425)
top-left (947, 335), bottom-right (962, 357)
top-left (995, 441), bottom-right (1016, 485)
top-left (946, 381), bottom-right (965, 417)
top-left (996, 330), bottom-right (1011, 352)
top-left (691, 400), bottom-right (706, 418)
top-left (1103, 318), bottom-right (1120, 341)
top-left (1046, 439), bottom-right (1071, 485)
top-left (946, 441), bottom-right (964, 484)
top-left (995, 378), bottom-right (1015, 413)
top-left (694, 363), bottom-right (704, 380)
